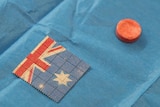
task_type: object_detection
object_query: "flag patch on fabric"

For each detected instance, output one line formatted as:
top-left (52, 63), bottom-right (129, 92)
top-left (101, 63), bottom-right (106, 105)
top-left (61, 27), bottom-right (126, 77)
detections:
top-left (13, 36), bottom-right (89, 102)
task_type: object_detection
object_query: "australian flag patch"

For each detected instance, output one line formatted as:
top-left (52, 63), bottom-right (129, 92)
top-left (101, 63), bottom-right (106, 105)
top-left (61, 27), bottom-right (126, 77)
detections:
top-left (13, 36), bottom-right (90, 102)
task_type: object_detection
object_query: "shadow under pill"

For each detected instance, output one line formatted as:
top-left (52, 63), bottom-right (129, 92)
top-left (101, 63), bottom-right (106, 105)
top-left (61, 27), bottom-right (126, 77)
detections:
top-left (121, 34), bottom-right (147, 53)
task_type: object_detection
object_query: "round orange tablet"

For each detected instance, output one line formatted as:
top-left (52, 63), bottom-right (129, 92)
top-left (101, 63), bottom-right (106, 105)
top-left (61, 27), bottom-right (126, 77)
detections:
top-left (116, 18), bottom-right (142, 43)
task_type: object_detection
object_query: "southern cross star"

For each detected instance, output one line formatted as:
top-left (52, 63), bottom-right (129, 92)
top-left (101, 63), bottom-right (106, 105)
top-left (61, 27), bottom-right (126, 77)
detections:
top-left (53, 71), bottom-right (72, 86)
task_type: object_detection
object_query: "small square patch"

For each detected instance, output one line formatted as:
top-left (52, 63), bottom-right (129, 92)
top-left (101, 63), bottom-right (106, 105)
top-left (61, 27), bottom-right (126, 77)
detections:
top-left (13, 36), bottom-right (90, 102)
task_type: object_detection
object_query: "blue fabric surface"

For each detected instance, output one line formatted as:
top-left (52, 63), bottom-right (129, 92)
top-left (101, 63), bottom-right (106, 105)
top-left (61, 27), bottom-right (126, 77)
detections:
top-left (0, 0), bottom-right (160, 107)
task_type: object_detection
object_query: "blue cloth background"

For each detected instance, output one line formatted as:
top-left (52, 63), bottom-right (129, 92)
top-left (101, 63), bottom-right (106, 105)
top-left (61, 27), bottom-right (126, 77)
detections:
top-left (0, 0), bottom-right (160, 107)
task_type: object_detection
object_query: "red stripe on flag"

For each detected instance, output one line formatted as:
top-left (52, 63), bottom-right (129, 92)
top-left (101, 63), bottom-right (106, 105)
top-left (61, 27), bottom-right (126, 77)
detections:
top-left (42, 37), bottom-right (54, 47)
top-left (34, 45), bottom-right (48, 55)
top-left (27, 53), bottom-right (40, 62)
top-left (36, 59), bottom-right (49, 71)
top-left (15, 65), bottom-right (27, 77)
top-left (48, 46), bottom-right (63, 53)
top-left (28, 67), bottom-right (34, 83)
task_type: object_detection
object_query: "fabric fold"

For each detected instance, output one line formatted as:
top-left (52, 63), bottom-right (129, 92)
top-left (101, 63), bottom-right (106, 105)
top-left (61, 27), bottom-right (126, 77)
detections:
top-left (0, 0), bottom-right (64, 55)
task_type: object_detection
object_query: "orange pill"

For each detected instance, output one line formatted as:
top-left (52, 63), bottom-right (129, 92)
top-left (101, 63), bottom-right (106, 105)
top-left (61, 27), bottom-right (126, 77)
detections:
top-left (116, 18), bottom-right (142, 43)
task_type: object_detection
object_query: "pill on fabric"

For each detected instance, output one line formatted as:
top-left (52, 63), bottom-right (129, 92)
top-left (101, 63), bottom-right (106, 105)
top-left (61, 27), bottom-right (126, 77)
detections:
top-left (116, 18), bottom-right (142, 43)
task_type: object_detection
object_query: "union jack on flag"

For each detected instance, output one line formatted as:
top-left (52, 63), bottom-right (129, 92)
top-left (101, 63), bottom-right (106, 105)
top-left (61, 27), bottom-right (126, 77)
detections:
top-left (13, 36), bottom-right (90, 102)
